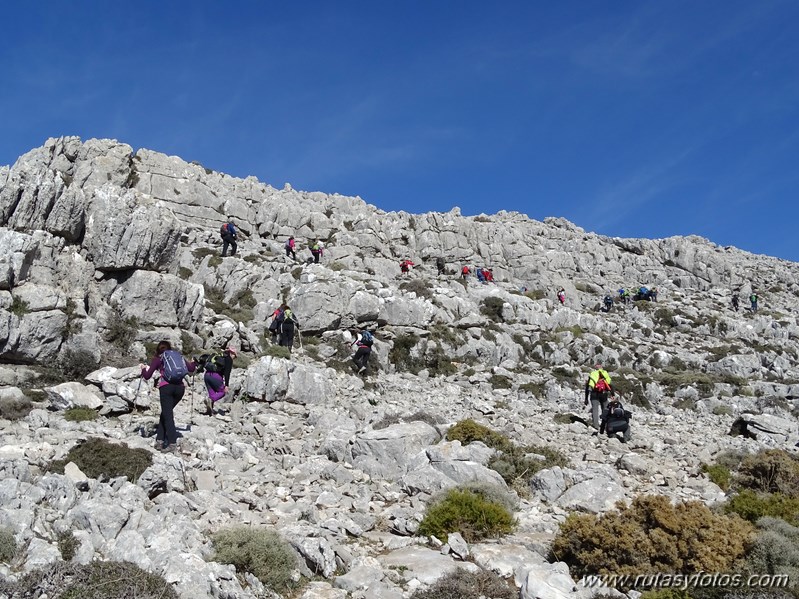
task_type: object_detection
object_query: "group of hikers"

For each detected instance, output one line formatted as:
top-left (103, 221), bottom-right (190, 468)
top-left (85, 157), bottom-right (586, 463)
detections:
top-left (584, 365), bottom-right (632, 443)
top-left (459, 265), bottom-right (495, 283)
top-left (220, 218), bottom-right (324, 264)
top-left (731, 291), bottom-right (758, 313)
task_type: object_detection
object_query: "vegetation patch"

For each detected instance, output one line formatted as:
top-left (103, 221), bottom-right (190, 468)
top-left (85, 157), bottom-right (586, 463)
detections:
top-left (550, 494), bottom-right (754, 580)
top-left (58, 348), bottom-right (98, 382)
top-left (480, 297), bottom-right (505, 322)
top-left (9, 295), bottom-right (29, 317)
top-left (49, 438), bottom-right (152, 483)
top-left (488, 444), bottom-right (570, 492)
top-left (524, 289), bottom-right (546, 300)
top-left (724, 489), bottom-right (799, 526)
top-left (104, 303), bottom-right (138, 352)
top-left (0, 395), bottom-right (33, 421)
top-left (57, 530), bottom-right (79, 561)
top-left (264, 345), bottom-right (291, 359)
top-left (0, 527), bottom-right (16, 563)
top-left (417, 485), bottom-right (516, 542)
top-left (63, 407), bottom-right (98, 422)
top-left (489, 374), bottom-right (512, 389)
top-left (372, 411), bottom-right (443, 431)
top-left (61, 298), bottom-right (82, 340)
top-left (519, 381), bottom-right (545, 397)
top-left (211, 527), bottom-right (300, 593)
top-left (736, 449), bottom-right (799, 496)
top-left (400, 278), bottom-right (433, 300)
top-left (446, 419), bottom-right (511, 452)
top-left (743, 517), bottom-right (799, 584)
top-left (701, 463), bottom-right (732, 491)
top-left (410, 568), bottom-right (516, 599)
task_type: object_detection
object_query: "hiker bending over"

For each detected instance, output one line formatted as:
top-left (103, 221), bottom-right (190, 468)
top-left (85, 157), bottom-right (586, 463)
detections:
top-left (400, 259), bottom-right (415, 274)
top-left (285, 236), bottom-right (296, 260)
top-left (484, 269), bottom-right (494, 283)
top-left (352, 330), bottom-right (374, 374)
top-left (310, 240), bottom-right (323, 263)
top-left (436, 257), bottom-right (446, 276)
top-left (141, 341), bottom-right (196, 453)
top-left (220, 217), bottom-right (238, 257)
top-left (197, 347), bottom-right (237, 415)
top-left (269, 304), bottom-right (286, 343)
top-left (584, 364), bottom-right (613, 431)
top-left (476, 268), bottom-right (486, 284)
top-left (557, 288), bottom-right (566, 305)
top-left (600, 397), bottom-right (632, 443)
top-left (277, 307), bottom-right (300, 352)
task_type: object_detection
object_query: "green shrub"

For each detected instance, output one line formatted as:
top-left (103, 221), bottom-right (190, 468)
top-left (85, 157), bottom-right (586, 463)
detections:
top-left (430, 324), bottom-right (464, 347)
top-left (2, 561), bottom-right (178, 599)
top-left (400, 279), bottom-right (433, 300)
top-left (104, 303), bottom-right (138, 352)
top-left (57, 531), bottom-right (79, 561)
top-left (519, 381), bottom-right (545, 396)
top-left (417, 486), bottom-right (516, 542)
top-left (330, 261), bottom-right (345, 271)
top-left (488, 444), bottom-right (570, 490)
top-left (480, 297), bottom-right (505, 322)
top-left (736, 450), bottom-right (799, 496)
top-left (61, 298), bottom-right (82, 340)
top-left (63, 407), bottom-right (98, 423)
top-left (211, 527), bottom-right (299, 592)
top-left (446, 419), bottom-right (512, 452)
top-left (701, 463), bottom-right (732, 491)
top-left (178, 266), bottom-right (193, 280)
top-left (744, 517), bottom-right (799, 580)
top-left (49, 438), bottom-right (152, 483)
top-left (0, 528), bottom-right (16, 563)
top-left (713, 404), bottom-right (734, 416)
top-left (389, 334), bottom-right (422, 373)
top-left (489, 374), bottom-right (512, 389)
top-left (550, 495), bottom-right (755, 579)
top-left (9, 295), bottom-right (29, 317)
top-left (0, 395), bottom-right (33, 421)
top-left (372, 411), bottom-right (443, 431)
top-left (524, 289), bottom-right (546, 300)
top-left (58, 349), bottom-right (98, 381)
top-left (264, 345), bottom-right (291, 359)
top-left (410, 568), bottom-right (516, 599)
top-left (724, 490), bottom-right (799, 525)
top-left (208, 255), bottom-right (222, 267)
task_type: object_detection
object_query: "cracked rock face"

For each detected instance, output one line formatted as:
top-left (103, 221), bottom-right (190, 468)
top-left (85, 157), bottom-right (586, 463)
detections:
top-left (0, 137), bottom-right (798, 598)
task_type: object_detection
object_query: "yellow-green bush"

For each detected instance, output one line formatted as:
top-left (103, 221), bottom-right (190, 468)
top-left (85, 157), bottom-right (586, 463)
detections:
top-left (724, 490), bottom-right (799, 526)
top-left (417, 486), bottom-right (515, 542)
top-left (488, 444), bottom-right (570, 489)
top-left (49, 438), bottom-right (152, 483)
top-left (550, 495), bottom-right (754, 579)
top-left (410, 568), bottom-right (516, 599)
top-left (736, 450), bottom-right (799, 496)
top-left (445, 419), bottom-right (511, 452)
top-left (701, 463), bottom-right (732, 491)
top-left (211, 527), bottom-right (299, 593)
top-left (64, 407), bottom-right (98, 422)
top-left (0, 528), bottom-right (16, 563)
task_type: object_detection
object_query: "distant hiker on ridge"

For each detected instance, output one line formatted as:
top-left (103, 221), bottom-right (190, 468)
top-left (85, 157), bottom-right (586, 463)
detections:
top-left (220, 217), bottom-right (238, 257)
top-left (268, 304), bottom-right (286, 344)
top-left (603, 293), bottom-right (613, 312)
top-left (285, 236), bottom-right (296, 260)
top-left (436, 257), bottom-right (446, 276)
top-left (484, 268), bottom-right (494, 283)
top-left (310, 240), bottom-right (323, 264)
top-left (731, 292), bottom-right (740, 312)
top-left (351, 329), bottom-right (373, 375)
top-left (400, 259), bottom-right (415, 275)
top-left (584, 364), bottom-right (614, 432)
top-left (277, 306), bottom-right (300, 353)
top-left (750, 291), bottom-right (758, 313)
top-left (557, 287), bottom-right (566, 305)
top-left (461, 265), bottom-right (471, 280)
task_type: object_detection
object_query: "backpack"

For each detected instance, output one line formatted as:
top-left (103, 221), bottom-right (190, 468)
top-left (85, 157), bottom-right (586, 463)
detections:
top-left (161, 350), bottom-right (189, 384)
top-left (594, 371), bottom-right (610, 393)
top-left (361, 331), bottom-right (374, 346)
top-left (283, 309), bottom-right (293, 321)
top-left (201, 353), bottom-right (225, 374)
top-left (220, 223), bottom-right (233, 237)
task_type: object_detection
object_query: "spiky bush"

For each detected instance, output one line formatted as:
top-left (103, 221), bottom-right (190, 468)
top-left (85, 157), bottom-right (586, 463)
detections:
top-left (550, 495), bottom-right (755, 579)
top-left (743, 517), bottom-right (799, 581)
top-left (410, 568), bottom-right (516, 599)
top-left (57, 531), bottom-right (79, 561)
top-left (63, 407), bottom-right (98, 423)
top-left (480, 297), bottom-right (505, 322)
top-left (701, 463), bottom-right (732, 491)
top-left (264, 345), bottom-right (291, 359)
top-left (724, 490), bottom-right (799, 526)
top-left (736, 450), bottom-right (799, 496)
top-left (49, 438), bottom-right (152, 483)
top-left (0, 528), bottom-right (16, 563)
top-left (446, 419), bottom-right (511, 451)
top-left (0, 395), bottom-right (33, 421)
top-left (417, 486), bottom-right (516, 542)
top-left (211, 527), bottom-right (299, 592)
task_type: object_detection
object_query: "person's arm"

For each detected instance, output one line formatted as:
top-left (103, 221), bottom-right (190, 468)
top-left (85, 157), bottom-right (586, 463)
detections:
top-left (584, 380), bottom-right (591, 404)
top-left (141, 357), bottom-right (161, 380)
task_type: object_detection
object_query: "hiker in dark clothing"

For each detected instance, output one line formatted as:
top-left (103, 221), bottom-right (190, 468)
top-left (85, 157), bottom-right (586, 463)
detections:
top-left (198, 347), bottom-right (236, 415)
top-left (269, 305), bottom-right (285, 343)
top-left (603, 294), bottom-right (613, 312)
top-left (140, 341), bottom-right (196, 452)
top-left (278, 307), bottom-right (299, 353)
top-left (584, 364), bottom-right (614, 431)
top-left (285, 236), bottom-right (296, 260)
top-left (476, 268), bottom-right (486, 284)
top-left (600, 397), bottom-right (632, 443)
top-left (436, 257), bottom-right (446, 276)
top-left (351, 330), bottom-right (373, 374)
top-left (220, 217), bottom-right (238, 257)
top-left (732, 293), bottom-right (740, 311)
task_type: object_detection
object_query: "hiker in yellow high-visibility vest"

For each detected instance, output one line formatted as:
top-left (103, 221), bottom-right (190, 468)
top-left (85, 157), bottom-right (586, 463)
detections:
top-left (584, 364), bottom-right (614, 431)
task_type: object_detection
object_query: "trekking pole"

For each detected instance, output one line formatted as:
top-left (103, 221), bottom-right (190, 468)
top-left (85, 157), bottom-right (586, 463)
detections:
top-left (133, 376), bottom-right (143, 415)
top-left (298, 328), bottom-right (303, 350)
top-left (188, 373), bottom-right (195, 426)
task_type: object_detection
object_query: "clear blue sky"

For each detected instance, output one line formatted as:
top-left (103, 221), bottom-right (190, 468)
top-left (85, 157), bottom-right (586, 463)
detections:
top-left (2, 1), bottom-right (798, 261)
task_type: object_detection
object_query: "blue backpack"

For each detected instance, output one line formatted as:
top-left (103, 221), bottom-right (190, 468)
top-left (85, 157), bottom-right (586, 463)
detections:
top-left (161, 350), bottom-right (189, 384)
top-left (361, 331), bottom-right (374, 346)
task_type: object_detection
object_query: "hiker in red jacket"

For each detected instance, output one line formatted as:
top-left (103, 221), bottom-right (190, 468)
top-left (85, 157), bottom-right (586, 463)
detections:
top-left (461, 265), bottom-right (471, 279)
top-left (400, 259), bottom-right (415, 274)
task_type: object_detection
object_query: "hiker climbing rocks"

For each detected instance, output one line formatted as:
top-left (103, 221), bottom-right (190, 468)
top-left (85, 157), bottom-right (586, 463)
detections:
top-left (351, 329), bottom-right (373, 375)
top-left (476, 268), bottom-right (486, 284)
top-left (198, 347), bottom-right (236, 415)
top-left (650, 287), bottom-right (658, 302)
top-left (557, 288), bottom-right (566, 305)
top-left (750, 292), bottom-right (758, 313)
top-left (484, 269), bottom-right (494, 283)
top-left (220, 217), bottom-right (238, 257)
top-left (268, 305), bottom-right (285, 343)
top-left (732, 292), bottom-right (740, 311)
top-left (584, 364), bottom-right (614, 431)
top-left (461, 265), bottom-right (471, 280)
top-left (400, 259), bottom-right (415, 274)
top-left (603, 294), bottom-right (613, 312)
top-left (310, 240), bottom-right (323, 263)
top-left (285, 236), bottom-right (296, 260)
top-left (436, 257), bottom-right (446, 276)
top-left (600, 396), bottom-right (632, 443)
top-left (277, 306), bottom-right (300, 352)
top-left (140, 341), bottom-right (197, 452)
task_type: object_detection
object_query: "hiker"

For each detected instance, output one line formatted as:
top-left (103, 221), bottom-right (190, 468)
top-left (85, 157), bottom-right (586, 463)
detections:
top-left (484, 269), bottom-right (494, 283)
top-left (310, 240), bottom-right (323, 263)
top-left (623, 288), bottom-right (632, 305)
top-left (750, 292), bottom-right (758, 313)
top-left (600, 397), bottom-right (632, 443)
top-left (140, 341), bottom-right (197, 452)
top-left (603, 294), bottom-right (613, 312)
top-left (220, 217), bottom-right (238, 257)
top-left (268, 305), bottom-right (285, 343)
top-left (584, 364), bottom-right (613, 431)
top-left (732, 292), bottom-right (740, 311)
top-left (285, 236), bottom-right (296, 260)
top-left (351, 329), bottom-right (373, 374)
top-left (476, 268), bottom-right (486, 284)
top-left (198, 347), bottom-right (237, 415)
top-left (400, 259), bottom-right (415, 274)
top-left (277, 306), bottom-right (300, 352)
top-left (436, 257), bottom-right (446, 276)
top-left (461, 265), bottom-right (471, 280)
top-left (650, 287), bottom-right (658, 302)
top-left (557, 288), bottom-right (566, 305)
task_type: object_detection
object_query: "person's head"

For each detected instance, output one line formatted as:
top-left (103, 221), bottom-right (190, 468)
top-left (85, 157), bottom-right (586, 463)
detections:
top-left (227, 216), bottom-right (234, 223)
top-left (226, 346), bottom-right (238, 358)
top-left (156, 340), bottom-right (172, 356)
top-left (289, 236), bottom-right (294, 240)
top-left (594, 363), bottom-right (602, 370)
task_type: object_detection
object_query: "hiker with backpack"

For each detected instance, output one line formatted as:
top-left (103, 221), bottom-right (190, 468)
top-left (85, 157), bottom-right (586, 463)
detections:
top-left (351, 329), bottom-right (373, 374)
top-left (310, 240), bottom-right (323, 263)
top-left (268, 304), bottom-right (286, 344)
top-left (603, 294), bottom-right (613, 312)
top-left (732, 292), bottom-right (740, 311)
top-left (277, 306), bottom-right (300, 353)
top-left (584, 364), bottom-right (614, 432)
top-left (197, 347), bottom-right (237, 415)
top-left (400, 259), bottom-right (415, 274)
top-left (557, 288), bottom-right (566, 305)
top-left (436, 257), bottom-right (446, 276)
top-left (484, 269), bottom-right (494, 283)
top-left (461, 265), bottom-right (471, 280)
top-left (220, 217), bottom-right (238, 257)
top-left (285, 236), bottom-right (296, 260)
top-left (600, 397), bottom-right (632, 443)
top-left (140, 341), bottom-right (197, 452)
top-left (750, 292), bottom-right (758, 313)
top-left (476, 268), bottom-right (486, 284)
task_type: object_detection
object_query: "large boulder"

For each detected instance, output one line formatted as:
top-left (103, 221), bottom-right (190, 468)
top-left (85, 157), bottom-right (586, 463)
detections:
top-left (243, 356), bottom-right (336, 405)
top-left (349, 422), bottom-right (441, 479)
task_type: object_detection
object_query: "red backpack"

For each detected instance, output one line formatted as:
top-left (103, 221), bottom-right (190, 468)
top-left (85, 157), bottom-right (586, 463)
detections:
top-left (595, 375), bottom-right (610, 393)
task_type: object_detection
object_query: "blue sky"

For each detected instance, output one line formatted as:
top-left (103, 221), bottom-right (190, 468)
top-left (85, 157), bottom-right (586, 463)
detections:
top-left (2, 1), bottom-right (798, 261)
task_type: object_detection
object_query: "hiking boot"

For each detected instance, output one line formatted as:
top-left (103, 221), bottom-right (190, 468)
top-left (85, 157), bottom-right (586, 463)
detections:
top-left (203, 397), bottom-right (213, 415)
top-left (358, 366), bottom-right (366, 374)
top-left (160, 444), bottom-right (177, 453)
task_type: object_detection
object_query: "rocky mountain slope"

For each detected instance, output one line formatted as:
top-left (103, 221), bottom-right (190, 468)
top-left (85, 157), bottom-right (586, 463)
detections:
top-left (0, 137), bottom-right (797, 598)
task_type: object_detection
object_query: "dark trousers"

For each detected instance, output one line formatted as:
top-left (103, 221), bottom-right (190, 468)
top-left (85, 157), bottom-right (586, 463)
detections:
top-left (285, 247), bottom-right (296, 259)
top-left (280, 330), bottom-right (295, 351)
top-left (222, 354), bottom-right (233, 386)
top-left (353, 347), bottom-right (371, 370)
top-left (222, 236), bottom-right (237, 256)
top-left (312, 251), bottom-right (320, 263)
top-left (156, 383), bottom-right (185, 447)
